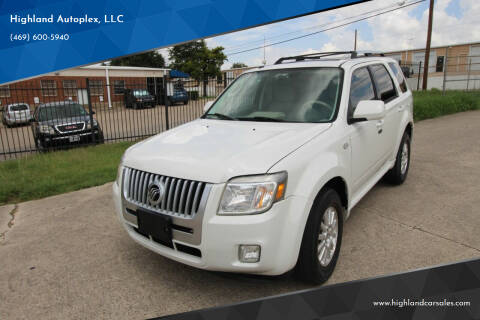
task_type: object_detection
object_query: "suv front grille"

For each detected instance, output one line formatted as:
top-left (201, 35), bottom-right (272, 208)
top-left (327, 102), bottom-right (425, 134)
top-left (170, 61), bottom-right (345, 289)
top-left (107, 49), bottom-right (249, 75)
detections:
top-left (56, 122), bottom-right (85, 133)
top-left (123, 167), bottom-right (208, 218)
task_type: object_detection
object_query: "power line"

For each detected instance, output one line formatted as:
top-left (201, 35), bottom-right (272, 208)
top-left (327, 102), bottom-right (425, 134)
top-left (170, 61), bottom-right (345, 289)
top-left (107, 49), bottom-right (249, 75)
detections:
top-left (224, 1), bottom-right (413, 53)
top-left (226, 0), bottom-right (426, 57)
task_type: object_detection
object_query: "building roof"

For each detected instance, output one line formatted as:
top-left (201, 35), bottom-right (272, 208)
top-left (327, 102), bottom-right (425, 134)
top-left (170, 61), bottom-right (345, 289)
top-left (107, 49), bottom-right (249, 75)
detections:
top-left (81, 65), bottom-right (170, 72)
top-left (384, 40), bottom-right (480, 55)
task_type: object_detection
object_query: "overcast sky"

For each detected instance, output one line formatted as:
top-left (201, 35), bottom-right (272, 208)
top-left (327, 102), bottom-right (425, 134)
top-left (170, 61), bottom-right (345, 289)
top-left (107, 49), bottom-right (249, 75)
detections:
top-left (158, 0), bottom-right (479, 70)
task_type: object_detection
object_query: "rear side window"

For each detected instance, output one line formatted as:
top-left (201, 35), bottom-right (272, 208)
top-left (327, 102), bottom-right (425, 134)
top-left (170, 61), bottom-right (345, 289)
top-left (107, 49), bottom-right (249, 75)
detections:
top-left (349, 67), bottom-right (376, 118)
top-left (388, 62), bottom-right (408, 93)
top-left (10, 104), bottom-right (29, 111)
top-left (369, 64), bottom-right (398, 103)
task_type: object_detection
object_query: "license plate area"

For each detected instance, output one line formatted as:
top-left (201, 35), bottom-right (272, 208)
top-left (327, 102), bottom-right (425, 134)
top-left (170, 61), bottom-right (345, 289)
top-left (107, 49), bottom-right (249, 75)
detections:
top-left (69, 135), bottom-right (80, 143)
top-left (137, 209), bottom-right (173, 247)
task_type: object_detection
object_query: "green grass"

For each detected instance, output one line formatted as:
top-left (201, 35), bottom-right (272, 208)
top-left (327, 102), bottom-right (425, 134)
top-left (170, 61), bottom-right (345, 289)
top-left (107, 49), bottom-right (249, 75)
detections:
top-left (0, 90), bottom-right (479, 206)
top-left (0, 141), bottom-right (134, 205)
top-left (412, 89), bottom-right (480, 121)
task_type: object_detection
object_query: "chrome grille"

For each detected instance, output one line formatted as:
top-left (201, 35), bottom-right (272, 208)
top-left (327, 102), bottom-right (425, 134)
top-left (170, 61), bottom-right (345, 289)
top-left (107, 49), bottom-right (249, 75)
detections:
top-left (56, 122), bottom-right (85, 133)
top-left (123, 167), bottom-right (208, 218)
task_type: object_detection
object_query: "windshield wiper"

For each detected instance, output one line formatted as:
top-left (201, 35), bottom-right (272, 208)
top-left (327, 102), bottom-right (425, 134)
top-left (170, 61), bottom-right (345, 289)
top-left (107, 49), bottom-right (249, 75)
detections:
top-left (237, 116), bottom-right (285, 123)
top-left (204, 113), bottom-right (236, 120)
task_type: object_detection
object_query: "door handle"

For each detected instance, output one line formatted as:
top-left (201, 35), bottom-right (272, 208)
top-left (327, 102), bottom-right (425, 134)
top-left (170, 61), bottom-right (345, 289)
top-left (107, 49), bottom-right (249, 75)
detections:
top-left (398, 105), bottom-right (406, 112)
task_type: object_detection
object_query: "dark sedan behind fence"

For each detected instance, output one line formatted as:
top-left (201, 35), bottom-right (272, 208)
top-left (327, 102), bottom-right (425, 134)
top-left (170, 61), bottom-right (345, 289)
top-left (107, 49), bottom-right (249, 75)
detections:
top-left (0, 76), bottom-right (235, 160)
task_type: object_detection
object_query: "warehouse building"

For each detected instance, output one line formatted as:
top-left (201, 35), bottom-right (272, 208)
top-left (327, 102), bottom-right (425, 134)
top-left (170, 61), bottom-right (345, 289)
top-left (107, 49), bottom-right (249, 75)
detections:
top-left (384, 41), bottom-right (480, 90)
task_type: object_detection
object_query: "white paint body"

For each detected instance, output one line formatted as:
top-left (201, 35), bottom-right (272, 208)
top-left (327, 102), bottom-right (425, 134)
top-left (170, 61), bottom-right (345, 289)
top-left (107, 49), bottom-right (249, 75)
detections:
top-left (112, 57), bottom-right (414, 275)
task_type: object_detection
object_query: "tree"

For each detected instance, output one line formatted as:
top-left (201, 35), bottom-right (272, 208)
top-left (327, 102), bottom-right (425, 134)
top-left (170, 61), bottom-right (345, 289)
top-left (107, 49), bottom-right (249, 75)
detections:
top-left (232, 62), bottom-right (248, 69)
top-left (110, 51), bottom-right (166, 68)
top-left (168, 40), bottom-right (227, 81)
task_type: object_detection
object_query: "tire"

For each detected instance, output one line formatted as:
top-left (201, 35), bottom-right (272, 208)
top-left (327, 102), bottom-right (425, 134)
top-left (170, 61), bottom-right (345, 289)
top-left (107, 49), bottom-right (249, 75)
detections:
top-left (35, 137), bottom-right (46, 153)
top-left (385, 132), bottom-right (411, 185)
top-left (133, 103), bottom-right (138, 110)
top-left (183, 101), bottom-right (188, 105)
top-left (97, 131), bottom-right (105, 144)
top-left (295, 189), bottom-right (344, 284)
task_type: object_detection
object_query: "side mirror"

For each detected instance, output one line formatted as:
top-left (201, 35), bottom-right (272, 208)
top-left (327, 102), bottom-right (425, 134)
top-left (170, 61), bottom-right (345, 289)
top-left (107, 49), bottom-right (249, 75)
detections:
top-left (352, 100), bottom-right (385, 122)
top-left (203, 101), bottom-right (214, 112)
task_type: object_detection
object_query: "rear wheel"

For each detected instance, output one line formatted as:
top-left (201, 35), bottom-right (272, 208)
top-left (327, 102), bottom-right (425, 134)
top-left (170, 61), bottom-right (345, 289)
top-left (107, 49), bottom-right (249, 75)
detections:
top-left (35, 137), bottom-right (46, 153)
top-left (296, 189), bottom-right (344, 284)
top-left (385, 132), bottom-right (411, 185)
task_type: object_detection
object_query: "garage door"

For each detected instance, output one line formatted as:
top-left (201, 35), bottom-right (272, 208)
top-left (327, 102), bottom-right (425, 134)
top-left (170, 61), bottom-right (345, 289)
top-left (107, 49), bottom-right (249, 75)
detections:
top-left (470, 45), bottom-right (480, 71)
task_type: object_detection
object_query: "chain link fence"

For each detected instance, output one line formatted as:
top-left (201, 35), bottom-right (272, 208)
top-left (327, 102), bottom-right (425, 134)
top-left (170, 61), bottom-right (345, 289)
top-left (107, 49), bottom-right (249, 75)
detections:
top-left (398, 54), bottom-right (480, 92)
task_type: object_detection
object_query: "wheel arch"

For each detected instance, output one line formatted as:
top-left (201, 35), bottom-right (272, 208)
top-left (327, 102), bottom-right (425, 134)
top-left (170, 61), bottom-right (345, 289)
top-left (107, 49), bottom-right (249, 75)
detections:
top-left (320, 176), bottom-right (349, 213)
top-left (405, 122), bottom-right (413, 139)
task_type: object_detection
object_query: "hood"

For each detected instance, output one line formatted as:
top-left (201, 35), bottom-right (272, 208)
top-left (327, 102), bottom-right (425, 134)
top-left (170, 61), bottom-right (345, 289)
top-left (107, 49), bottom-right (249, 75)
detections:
top-left (123, 119), bottom-right (331, 183)
top-left (40, 115), bottom-right (91, 126)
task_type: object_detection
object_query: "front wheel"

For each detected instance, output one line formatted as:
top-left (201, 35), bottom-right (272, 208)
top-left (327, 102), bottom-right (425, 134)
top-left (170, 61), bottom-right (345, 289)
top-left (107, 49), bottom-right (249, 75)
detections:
top-left (385, 132), bottom-right (411, 185)
top-left (296, 189), bottom-right (344, 284)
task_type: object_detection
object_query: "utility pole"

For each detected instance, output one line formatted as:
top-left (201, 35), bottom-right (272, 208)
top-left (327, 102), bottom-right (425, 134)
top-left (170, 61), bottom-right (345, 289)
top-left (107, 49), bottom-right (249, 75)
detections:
top-left (422, 0), bottom-right (434, 90)
top-left (354, 29), bottom-right (358, 51)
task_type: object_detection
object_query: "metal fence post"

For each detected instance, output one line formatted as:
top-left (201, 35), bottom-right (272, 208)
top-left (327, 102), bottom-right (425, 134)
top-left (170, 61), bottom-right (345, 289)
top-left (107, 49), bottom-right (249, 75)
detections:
top-left (163, 77), bottom-right (170, 130)
top-left (85, 78), bottom-right (96, 144)
top-left (442, 52), bottom-right (448, 95)
top-left (466, 58), bottom-right (472, 91)
top-left (417, 61), bottom-right (422, 91)
top-left (223, 73), bottom-right (227, 89)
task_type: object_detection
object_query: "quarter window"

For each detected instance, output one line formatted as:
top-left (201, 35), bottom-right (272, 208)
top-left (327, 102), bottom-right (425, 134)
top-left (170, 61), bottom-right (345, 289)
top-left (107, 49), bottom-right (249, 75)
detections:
top-left (369, 64), bottom-right (398, 103)
top-left (41, 80), bottom-right (57, 97)
top-left (388, 62), bottom-right (408, 93)
top-left (63, 80), bottom-right (78, 96)
top-left (349, 67), bottom-right (376, 118)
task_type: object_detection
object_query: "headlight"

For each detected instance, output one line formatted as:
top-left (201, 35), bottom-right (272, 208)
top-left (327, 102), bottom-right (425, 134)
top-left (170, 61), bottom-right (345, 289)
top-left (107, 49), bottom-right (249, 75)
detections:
top-left (39, 125), bottom-right (55, 134)
top-left (218, 172), bottom-right (287, 215)
top-left (86, 119), bottom-right (98, 129)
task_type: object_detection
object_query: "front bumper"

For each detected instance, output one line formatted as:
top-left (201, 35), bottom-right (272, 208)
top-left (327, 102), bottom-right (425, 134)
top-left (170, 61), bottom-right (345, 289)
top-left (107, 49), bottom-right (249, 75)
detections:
top-left (6, 117), bottom-right (30, 125)
top-left (39, 129), bottom-right (103, 147)
top-left (113, 181), bottom-right (309, 276)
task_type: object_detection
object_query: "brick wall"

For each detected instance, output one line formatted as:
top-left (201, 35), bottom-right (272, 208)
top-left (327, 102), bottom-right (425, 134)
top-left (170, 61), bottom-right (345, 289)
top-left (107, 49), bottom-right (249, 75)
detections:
top-left (0, 76), bottom-right (148, 107)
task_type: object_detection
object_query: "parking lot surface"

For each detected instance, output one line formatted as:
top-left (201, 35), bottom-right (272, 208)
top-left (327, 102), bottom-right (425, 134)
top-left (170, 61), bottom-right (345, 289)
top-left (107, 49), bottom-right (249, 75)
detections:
top-left (0, 102), bottom-right (205, 159)
top-left (1, 111), bottom-right (479, 319)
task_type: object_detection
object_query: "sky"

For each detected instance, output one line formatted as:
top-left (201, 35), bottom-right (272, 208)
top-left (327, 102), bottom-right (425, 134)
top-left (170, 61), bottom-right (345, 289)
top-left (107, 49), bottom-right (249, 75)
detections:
top-left (158, 0), bottom-right (479, 70)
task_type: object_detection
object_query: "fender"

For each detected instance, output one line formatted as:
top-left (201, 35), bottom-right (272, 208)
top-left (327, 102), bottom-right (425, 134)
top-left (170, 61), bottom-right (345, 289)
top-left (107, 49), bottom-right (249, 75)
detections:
top-left (268, 128), bottom-right (351, 266)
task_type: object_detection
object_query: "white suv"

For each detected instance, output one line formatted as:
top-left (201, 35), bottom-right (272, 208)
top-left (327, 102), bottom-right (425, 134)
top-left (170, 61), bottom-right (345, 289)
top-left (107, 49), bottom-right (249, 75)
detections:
top-left (113, 52), bottom-right (413, 284)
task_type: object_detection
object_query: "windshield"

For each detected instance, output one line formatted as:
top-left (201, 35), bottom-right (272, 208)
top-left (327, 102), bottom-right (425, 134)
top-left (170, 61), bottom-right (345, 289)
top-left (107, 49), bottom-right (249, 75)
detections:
top-left (205, 68), bottom-right (342, 123)
top-left (10, 104), bottom-right (28, 111)
top-left (38, 104), bottom-right (87, 121)
top-left (133, 90), bottom-right (149, 97)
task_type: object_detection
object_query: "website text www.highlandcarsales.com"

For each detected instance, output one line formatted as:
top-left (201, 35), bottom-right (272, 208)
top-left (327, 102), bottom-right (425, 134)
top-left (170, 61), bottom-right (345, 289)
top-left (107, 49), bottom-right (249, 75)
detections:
top-left (373, 299), bottom-right (472, 308)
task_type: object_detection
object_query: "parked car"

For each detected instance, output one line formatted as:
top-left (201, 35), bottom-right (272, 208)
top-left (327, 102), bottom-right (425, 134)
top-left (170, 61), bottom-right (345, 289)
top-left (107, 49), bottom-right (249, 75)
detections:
top-left (2, 103), bottom-right (32, 127)
top-left (124, 89), bottom-right (156, 109)
top-left (113, 52), bottom-right (413, 284)
top-left (31, 101), bottom-right (104, 151)
top-left (163, 80), bottom-right (189, 105)
top-left (168, 89), bottom-right (189, 105)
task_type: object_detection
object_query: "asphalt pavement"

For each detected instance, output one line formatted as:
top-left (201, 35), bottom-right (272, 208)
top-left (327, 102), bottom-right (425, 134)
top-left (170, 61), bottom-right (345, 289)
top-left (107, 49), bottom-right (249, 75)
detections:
top-left (1, 110), bottom-right (479, 319)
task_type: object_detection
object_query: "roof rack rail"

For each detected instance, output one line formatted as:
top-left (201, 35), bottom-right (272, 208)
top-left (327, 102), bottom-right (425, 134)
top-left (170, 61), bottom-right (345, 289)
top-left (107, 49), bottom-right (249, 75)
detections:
top-left (274, 51), bottom-right (385, 64)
